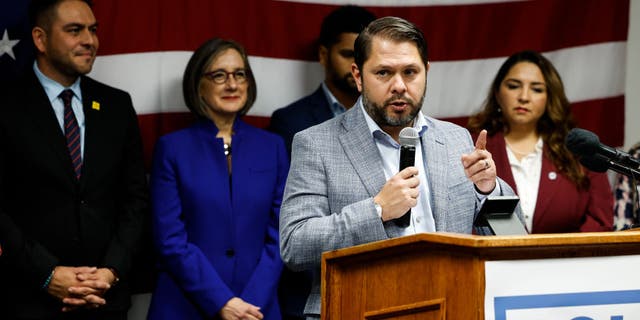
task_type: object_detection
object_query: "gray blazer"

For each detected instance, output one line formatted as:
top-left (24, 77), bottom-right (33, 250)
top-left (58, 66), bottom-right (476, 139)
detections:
top-left (279, 103), bottom-right (515, 316)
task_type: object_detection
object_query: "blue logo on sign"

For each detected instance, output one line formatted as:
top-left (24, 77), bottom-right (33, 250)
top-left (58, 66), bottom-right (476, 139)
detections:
top-left (494, 289), bottom-right (640, 320)
top-left (572, 317), bottom-right (623, 320)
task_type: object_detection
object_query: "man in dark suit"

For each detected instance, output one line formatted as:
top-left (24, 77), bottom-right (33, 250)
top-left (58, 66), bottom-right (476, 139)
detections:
top-left (268, 6), bottom-right (375, 319)
top-left (269, 5), bottom-right (376, 157)
top-left (0, 0), bottom-right (148, 319)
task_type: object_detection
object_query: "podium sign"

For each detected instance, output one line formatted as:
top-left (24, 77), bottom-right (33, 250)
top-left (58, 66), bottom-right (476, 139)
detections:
top-left (486, 256), bottom-right (640, 319)
top-left (322, 232), bottom-right (640, 319)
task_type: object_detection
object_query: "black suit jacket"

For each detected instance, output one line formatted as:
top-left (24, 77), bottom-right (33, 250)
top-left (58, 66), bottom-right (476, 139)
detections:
top-left (268, 86), bottom-right (334, 157)
top-left (0, 71), bottom-right (148, 318)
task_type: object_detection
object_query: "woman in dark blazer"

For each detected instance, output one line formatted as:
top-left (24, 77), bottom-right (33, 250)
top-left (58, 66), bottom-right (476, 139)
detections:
top-left (147, 38), bottom-right (288, 319)
top-left (468, 50), bottom-right (612, 234)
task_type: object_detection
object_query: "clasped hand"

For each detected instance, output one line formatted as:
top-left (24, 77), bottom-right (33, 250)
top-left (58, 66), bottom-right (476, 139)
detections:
top-left (47, 266), bottom-right (117, 312)
top-left (220, 297), bottom-right (264, 320)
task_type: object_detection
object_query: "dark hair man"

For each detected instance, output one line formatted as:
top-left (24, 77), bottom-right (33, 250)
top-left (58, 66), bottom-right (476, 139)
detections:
top-left (269, 6), bottom-right (375, 320)
top-left (279, 16), bottom-right (517, 318)
top-left (269, 5), bottom-right (376, 157)
top-left (0, 0), bottom-right (148, 318)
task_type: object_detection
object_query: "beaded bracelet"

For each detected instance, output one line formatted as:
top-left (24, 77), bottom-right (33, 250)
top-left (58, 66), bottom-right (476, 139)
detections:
top-left (41, 269), bottom-right (55, 290)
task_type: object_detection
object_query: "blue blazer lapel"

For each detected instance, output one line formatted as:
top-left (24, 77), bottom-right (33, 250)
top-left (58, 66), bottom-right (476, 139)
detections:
top-left (339, 106), bottom-right (386, 197)
top-left (195, 120), bottom-right (233, 216)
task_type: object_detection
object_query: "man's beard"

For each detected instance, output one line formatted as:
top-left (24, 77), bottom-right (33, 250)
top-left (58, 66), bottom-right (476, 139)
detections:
top-left (330, 72), bottom-right (360, 97)
top-left (362, 90), bottom-right (425, 127)
top-left (326, 55), bottom-right (359, 96)
top-left (330, 71), bottom-right (359, 96)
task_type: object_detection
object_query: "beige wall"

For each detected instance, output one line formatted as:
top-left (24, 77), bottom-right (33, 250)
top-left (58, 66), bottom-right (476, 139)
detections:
top-left (625, 0), bottom-right (640, 150)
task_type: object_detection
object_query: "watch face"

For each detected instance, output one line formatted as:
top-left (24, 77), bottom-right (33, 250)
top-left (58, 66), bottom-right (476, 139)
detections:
top-left (374, 202), bottom-right (383, 218)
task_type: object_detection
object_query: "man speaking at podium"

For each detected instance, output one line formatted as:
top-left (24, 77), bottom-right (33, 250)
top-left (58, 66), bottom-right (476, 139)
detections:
top-left (279, 16), bottom-right (516, 318)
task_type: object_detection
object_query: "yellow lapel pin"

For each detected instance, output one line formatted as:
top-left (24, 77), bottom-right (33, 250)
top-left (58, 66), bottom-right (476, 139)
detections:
top-left (92, 101), bottom-right (100, 110)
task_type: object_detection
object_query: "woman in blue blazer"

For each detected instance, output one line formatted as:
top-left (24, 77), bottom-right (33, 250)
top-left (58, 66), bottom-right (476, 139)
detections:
top-left (148, 38), bottom-right (288, 319)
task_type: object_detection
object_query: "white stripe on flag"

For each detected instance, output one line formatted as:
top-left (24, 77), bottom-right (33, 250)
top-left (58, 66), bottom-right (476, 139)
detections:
top-left (90, 52), bottom-right (323, 116)
top-left (427, 41), bottom-right (626, 118)
top-left (89, 41), bottom-right (625, 118)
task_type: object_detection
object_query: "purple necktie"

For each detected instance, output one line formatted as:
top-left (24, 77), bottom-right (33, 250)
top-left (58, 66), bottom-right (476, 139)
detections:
top-left (59, 90), bottom-right (82, 179)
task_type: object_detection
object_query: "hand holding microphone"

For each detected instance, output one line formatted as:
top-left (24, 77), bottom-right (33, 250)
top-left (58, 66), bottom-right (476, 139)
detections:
top-left (375, 127), bottom-right (420, 227)
top-left (374, 167), bottom-right (419, 224)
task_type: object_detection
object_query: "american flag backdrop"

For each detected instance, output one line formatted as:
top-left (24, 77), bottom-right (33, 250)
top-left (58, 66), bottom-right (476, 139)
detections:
top-left (0, 0), bottom-right (630, 169)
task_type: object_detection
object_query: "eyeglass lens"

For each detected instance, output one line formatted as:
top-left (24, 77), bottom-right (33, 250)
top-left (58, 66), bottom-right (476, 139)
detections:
top-left (204, 70), bottom-right (247, 84)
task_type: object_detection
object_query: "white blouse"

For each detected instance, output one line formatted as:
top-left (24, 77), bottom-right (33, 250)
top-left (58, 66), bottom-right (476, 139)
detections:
top-left (506, 138), bottom-right (544, 233)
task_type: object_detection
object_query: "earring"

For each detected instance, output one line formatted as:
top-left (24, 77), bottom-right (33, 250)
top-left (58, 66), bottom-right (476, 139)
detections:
top-left (497, 107), bottom-right (502, 113)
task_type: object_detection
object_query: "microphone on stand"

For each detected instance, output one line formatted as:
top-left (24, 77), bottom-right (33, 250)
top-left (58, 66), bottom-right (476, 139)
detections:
top-left (393, 127), bottom-right (419, 227)
top-left (565, 128), bottom-right (640, 179)
top-left (566, 128), bottom-right (640, 230)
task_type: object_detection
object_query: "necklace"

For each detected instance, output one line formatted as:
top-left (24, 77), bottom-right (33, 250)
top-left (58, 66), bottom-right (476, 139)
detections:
top-left (505, 141), bottom-right (534, 156)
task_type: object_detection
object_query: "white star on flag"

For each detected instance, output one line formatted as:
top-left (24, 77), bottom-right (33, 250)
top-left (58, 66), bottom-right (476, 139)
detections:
top-left (0, 29), bottom-right (20, 60)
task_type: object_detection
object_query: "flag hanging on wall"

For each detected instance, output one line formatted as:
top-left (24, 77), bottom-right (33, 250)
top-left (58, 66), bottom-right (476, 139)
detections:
top-left (1, 0), bottom-right (629, 168)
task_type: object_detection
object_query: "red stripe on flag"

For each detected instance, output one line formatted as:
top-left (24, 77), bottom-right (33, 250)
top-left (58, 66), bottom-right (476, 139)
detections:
top-left (138, 112), bottom-right (195, 170)
top-left (138, 96), bottom-right (623, 170)
top-left (137, 113), bottom-right (271, 169)
top-left (570, 96), bottom-right (625, 147)
top-left (445, 96), bottom-right (625, 147)
top-left (93, 0), bottom-right (628, 61)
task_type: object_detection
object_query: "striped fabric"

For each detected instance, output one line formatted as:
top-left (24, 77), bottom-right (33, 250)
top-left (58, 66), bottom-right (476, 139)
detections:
top-left (60, 90), bottom-right (82, 179)
top-left (0, 0), bottom-right (630, 168)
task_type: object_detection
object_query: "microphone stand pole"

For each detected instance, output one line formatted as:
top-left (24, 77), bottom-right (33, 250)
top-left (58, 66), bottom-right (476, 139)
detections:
top-left (632, 177), bottom-right (640, 228)
top-left (607, 161), bottom-right (640, 180)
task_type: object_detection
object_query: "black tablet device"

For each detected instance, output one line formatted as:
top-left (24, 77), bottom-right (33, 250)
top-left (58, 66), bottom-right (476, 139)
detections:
top-left (474, 195), bottom-right (527, 235)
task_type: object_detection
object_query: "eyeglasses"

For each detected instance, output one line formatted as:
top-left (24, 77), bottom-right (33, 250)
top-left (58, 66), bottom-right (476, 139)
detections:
top-left (202, 69), bottom-right (248, 84)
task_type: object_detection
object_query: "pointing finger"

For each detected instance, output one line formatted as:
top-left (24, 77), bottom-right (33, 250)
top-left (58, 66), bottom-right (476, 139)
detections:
top-left (475, 130), bottom-right (487, 151)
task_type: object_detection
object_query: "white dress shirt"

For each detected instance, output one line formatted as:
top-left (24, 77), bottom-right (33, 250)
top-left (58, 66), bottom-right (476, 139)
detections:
top-left (33, 62), bottom-right (86, 159)
top-left (361, 103), bottom-right (436, 235)
top-left (506, 138), bottom-right (543, 232)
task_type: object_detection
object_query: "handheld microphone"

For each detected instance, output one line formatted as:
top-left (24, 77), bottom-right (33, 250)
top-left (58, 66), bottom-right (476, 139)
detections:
top-left (565, 128), bottom-right (640, 179)
top-left (394, 127), bottom-right (419, 227)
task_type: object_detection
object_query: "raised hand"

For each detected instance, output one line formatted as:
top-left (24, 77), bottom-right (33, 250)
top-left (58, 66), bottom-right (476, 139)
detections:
top-left (461, 130), bottom-right (497, 194)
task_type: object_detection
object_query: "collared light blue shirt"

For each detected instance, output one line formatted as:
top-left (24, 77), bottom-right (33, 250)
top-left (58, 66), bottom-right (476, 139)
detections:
top-left (33, 62), bottom-right (85, 159)
top-left (360, 99), bottom-right (436, 235)
top-left (321, 81), bottom-right (347, 116)
top-left (359, 98), bottom-right (500, 236)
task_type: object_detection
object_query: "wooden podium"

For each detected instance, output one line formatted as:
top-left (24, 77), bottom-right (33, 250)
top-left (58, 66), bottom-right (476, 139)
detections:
top-left (321, 231), bottom-right (640, 319)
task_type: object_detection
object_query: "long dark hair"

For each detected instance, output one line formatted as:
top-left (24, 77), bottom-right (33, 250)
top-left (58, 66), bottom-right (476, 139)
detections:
top-left (468, 50), bottom-right (588, 189)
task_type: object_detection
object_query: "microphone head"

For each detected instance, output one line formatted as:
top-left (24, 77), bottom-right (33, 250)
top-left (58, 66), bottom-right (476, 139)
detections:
top-left (565, 128), bottom-right (601, 156)
top-left (399, 127), bottom-right (419, 146)
top-left (578, 154), bottom-right (609, 173)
